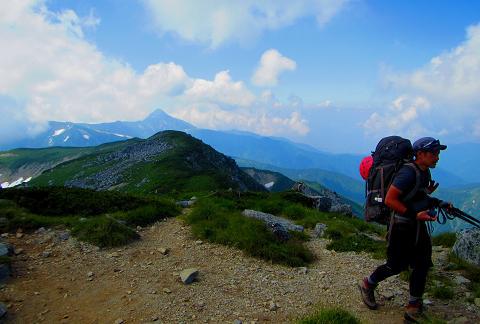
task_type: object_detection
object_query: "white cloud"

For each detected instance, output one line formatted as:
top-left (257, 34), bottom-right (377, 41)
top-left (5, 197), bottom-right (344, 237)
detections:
top-left (185, 70), bottom-right (255, 107)
top-left (378, 22), bottom-right (480, 140)
top-left (0, 1), bottom-right (310, 144)
top-left (172, 104), bottom-right (309, 136)
top-left (386, 23), bottom-right (480, 106)
top-left (363, 95), bottom-right (431, 138)
top-left (142, 0), bottom-right (349, 48)
top-left (252, 49), bottom-right (296, 87)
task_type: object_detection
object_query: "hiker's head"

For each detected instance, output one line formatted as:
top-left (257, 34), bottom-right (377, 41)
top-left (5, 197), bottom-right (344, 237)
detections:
top-left (413, 137), bottom-right (447, 168)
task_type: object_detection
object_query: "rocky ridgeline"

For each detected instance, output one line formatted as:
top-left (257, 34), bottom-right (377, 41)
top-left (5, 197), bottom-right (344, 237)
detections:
top-left (65, 140), bottom-right (173, 190)
top-left (182, 143), bottom-right (264, 192)
top-left (292, 182), bottom-right (352, 216)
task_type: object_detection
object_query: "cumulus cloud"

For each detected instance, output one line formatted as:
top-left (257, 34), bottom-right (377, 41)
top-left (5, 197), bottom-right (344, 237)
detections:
top-left (142, 0), bottom-right (349, 48)
top-left (376, 22), bottom-right (480, 140)
top-left (386, 23), bottom-right (480, 105)
top-left (363, 95), bottom-right (431, 138)
top-left (0, 0), bottom-right (192, 129)
top-left (0, 1), bottom-right (310, 144)
top-left (172, 104), bottom-right (309, 137)
top-left (252, 49), bottom-right (296, 87)
top-left (185, 70), bottom-right (255, 107)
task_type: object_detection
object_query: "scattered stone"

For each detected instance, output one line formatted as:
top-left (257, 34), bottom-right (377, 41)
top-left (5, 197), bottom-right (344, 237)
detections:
top-left (179, 268), bottom-right (199, 284)
top-left (42, 251), bottom-right (51, 258)
top-left (87, 271), bottom-right (94, 278)
top-left (0, 243), bottom-right (13, 257)
top-left (57, 232), bottom-right (70, 241)
top-left (0, 234), bottom-right (8, 238)
top-left (157, 247), bottom-right (168, 255)
top-left (0, 302), bottom-right (6, 318)
top-left (313, 223), bottom-right (327, 238)
top-left (454, 275), bottom-right (471, 285)
top-left (423, 299), bottom-right (433, 306)
top-left (16, 232), bottom-right (24, 239)
top-left (114, 319), bottom-right (124, 324)
top-left (35, 227), bottom-right (47, 235)
top-left (151, 316), bottom-right (159, 321)
top-left (381, 290), bottom-right (395, 300)
top-left (109, 252), bottom-right (120, 258)
top-left (268, 301), bottom-right (279, 311)
top-left (163, 288), bottom-right (172, 294)
top-left (176, 200), bottom-right (195, 208)
top-left (14, 248), bottom-right (24, 255)
top-left (136, 226), bottom-right (142, 231)
top-left (453, 228), bottom-right (480, 266)
top-left (297, 267), bottom-right (308, 275)
top-left (233, 320), bottom-right (242, 324)
top-left (195, 240), bottom-right (203, 245)
top-left (34, 291), bottom-right (40, 295)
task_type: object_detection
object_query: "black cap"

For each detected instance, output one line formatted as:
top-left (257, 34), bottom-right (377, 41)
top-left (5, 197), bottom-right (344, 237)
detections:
top-left (413, 137), bottom-right (447, 152)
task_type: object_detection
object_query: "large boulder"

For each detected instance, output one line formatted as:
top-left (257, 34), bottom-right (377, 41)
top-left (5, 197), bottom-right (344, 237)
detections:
top-left (241, 209), bottom-right (304, 241)
top-left (453, 228), bottom-right (480, 266)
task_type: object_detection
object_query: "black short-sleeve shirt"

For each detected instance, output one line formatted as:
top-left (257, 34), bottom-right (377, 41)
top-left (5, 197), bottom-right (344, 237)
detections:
top-left (391, 164), bottom-right (431, 215)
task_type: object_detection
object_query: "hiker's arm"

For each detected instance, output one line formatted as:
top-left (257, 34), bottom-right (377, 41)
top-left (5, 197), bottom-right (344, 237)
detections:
top-left (385, 185), bottom-right (408, 215)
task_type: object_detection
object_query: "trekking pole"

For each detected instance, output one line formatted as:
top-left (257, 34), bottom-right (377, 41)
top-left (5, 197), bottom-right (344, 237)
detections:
top-left (436, 206), bottom-right (480, 229)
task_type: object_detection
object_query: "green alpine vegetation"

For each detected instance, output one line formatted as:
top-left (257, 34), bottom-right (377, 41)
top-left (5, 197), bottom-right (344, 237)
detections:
top-left (0, 187), bottom-right (180, 247)
top-left (184, 190), bottom-right (386, 266)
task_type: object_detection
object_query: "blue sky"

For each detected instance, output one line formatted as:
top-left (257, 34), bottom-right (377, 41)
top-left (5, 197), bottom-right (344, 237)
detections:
top-left (1, 0), bottom-right (480, 153)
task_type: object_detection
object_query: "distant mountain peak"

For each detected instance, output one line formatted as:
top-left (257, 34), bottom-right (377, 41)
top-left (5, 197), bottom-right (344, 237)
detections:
top-left (144, 109), bottom-right (169, 120)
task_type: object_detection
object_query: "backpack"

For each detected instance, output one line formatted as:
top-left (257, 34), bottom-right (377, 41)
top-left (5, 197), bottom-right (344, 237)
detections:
top-left (364, 136), bottom-right (415, 225)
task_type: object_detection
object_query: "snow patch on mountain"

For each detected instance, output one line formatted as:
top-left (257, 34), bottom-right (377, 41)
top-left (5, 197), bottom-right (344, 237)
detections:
top-left (83, 134), bottom-right (90, 140)
top-left (264, 181), bottom-right (275, 189)
top-left (63, 136), bottom-right (70, 142)
top-left (53, 129), bottom-right (66, 136)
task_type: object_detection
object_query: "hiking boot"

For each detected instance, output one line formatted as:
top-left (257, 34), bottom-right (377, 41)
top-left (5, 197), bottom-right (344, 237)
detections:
top-left (404, 300), bottom-right (424, 323)
top-left (358, 277), bottom-right (378, 310)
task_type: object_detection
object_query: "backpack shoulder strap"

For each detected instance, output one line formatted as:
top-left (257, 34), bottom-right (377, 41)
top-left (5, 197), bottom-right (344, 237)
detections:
top-left (403, 162), bottom-right (421, 201)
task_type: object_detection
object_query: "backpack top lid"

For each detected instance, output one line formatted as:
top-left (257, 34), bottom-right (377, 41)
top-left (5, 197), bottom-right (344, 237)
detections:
top-left (372, 136), bottom-right (413, 166)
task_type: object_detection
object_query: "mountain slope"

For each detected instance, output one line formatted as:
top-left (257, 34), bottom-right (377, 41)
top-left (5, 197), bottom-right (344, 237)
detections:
top-left (0, 146), bottom-right (95, 185)
top-left (31, 131), bottom-right (265, 195)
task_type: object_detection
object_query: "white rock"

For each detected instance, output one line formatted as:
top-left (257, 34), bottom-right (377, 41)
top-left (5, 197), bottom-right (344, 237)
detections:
top-left (180, 268), bottom-right (199, 284)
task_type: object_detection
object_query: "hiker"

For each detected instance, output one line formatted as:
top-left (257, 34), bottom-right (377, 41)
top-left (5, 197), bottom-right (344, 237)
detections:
top-left (359, 137), bottom-right (448, 322)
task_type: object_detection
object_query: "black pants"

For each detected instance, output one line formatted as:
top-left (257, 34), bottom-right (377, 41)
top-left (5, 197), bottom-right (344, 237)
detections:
top-left (370, 222), bottom-right (432, 297)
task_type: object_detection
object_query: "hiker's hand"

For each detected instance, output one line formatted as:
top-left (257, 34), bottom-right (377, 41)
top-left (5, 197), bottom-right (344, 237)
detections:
top-left (439, 200), bottom-right (453, 211)
top-left (417, 210), bottom-right (437, 222)
top-left (426, 180), bottom-right (439, 194)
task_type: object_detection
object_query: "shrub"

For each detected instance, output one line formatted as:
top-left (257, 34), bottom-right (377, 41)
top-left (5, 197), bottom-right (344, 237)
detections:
top-left (431, 285), bottom-right (454, 300)
top-left (447, 253), bottom-right (480, 283)
top-left (72, 217), bottom-right (140, 247)
top-left (282, 205), bottom-right (307, 220)
top-left (432, 232), bottom-right (456, 248)
top-left (0, 187), bottom-right (151, 216)
top-left (298, 307), bottom-right (360, 324)
top-left (326, 233), bottom-right (385, 259)
top-left (185, 198), bottom-right (313, 267)
top-left (113, 202), bottom-right (179, 227)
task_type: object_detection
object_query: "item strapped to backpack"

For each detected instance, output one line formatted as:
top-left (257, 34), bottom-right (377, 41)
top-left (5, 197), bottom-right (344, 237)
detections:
top-left (364, 136), bottom-right (416, 225)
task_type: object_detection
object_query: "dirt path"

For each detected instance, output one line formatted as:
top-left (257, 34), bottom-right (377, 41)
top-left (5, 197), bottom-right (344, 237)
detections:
top-left (1, 218), bottom-right (479, 323)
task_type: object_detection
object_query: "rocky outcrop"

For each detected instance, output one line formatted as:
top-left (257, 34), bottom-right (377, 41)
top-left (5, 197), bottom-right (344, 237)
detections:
top-left (242, 209), bottom-right (303, 241)
top-left (292, 182), bottom-right (352, 216)
top-left (453, 228), bottom-right (480, 266)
